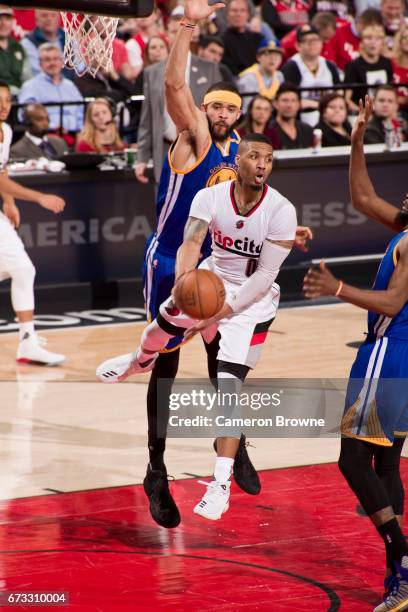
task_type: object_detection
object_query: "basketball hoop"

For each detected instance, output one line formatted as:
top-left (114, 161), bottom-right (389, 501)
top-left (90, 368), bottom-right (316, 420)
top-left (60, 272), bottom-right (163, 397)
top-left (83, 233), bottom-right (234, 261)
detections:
top-left (61, 12), bottom-right (119, 77)
top-left (3, 0), bottom-right (154, 78)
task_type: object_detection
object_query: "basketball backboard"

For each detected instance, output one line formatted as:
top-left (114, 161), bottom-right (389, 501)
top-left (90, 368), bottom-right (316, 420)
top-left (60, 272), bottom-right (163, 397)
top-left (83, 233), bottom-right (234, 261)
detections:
top-left (3, 0), bottom-right (153, 17)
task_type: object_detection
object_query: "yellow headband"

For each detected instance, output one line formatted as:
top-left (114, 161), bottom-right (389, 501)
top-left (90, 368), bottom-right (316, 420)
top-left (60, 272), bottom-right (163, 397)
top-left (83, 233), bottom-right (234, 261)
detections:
top-left (203, 90), bottom-right (242, 109)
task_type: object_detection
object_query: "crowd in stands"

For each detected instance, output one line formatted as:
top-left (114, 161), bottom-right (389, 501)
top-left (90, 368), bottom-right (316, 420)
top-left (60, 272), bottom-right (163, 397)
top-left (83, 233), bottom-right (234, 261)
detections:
top-left (0, 0), bottom-right (406, 168)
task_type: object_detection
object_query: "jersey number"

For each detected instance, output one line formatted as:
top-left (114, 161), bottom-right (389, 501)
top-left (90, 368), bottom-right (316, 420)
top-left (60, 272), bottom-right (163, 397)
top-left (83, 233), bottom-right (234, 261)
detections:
top-left (245, 258), bottom-right (258, 277)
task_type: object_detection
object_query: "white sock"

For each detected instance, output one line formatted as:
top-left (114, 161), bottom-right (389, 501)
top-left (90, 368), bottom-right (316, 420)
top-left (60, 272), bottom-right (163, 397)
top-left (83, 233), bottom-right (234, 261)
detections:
top-left (214, 457), bottom-right (234, 484)
top-left (19, 321), bottom-right (35, 341)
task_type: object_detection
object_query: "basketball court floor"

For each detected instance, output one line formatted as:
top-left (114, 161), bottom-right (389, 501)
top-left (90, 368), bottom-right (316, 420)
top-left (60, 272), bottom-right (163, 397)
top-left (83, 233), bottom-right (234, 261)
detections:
top-left (0, 302), bottom-right (405, 610)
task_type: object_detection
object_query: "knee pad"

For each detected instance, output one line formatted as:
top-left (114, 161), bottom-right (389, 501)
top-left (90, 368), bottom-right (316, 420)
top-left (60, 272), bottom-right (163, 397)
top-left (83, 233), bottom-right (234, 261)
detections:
top-left (10, 262), bottom-right (36, 312)
top-left (218, 360), bottom-right (249, 383)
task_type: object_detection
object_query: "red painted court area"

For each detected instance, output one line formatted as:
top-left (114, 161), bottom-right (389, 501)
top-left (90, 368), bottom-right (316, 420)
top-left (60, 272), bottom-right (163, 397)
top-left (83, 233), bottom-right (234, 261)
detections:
top-left (1, 461), bottom-right (406, 611)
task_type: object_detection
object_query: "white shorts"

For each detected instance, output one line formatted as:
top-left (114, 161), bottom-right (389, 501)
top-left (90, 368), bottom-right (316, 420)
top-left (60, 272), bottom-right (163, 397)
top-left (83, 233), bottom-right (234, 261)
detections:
top-left (160, 259), bottom-right (280, 369)
top-left (0, 211), bottom-right (32, 281)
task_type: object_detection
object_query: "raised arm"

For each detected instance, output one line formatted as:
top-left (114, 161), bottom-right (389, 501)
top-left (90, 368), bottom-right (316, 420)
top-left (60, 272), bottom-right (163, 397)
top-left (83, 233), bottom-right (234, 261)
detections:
top-left (350, 96), bottom-right (405, 232)
top-left (165, 0), bottom-right (224, 133)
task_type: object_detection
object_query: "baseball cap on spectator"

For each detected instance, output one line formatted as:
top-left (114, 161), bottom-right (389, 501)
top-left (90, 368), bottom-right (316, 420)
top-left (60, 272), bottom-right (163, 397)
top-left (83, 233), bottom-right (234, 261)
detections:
top-left (0, 6), bottom-right (13, 16)
top-left (296, 24), bottom-right (320, 42)
top-left (257, 40), bottom-right (284, 56)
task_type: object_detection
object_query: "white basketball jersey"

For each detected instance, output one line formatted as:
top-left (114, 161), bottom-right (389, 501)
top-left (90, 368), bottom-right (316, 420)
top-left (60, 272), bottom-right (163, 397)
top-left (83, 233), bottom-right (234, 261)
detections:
top-left (189, 180), bottom-right (297, 285)
top-left (0, 123), bottom-right (12, 170)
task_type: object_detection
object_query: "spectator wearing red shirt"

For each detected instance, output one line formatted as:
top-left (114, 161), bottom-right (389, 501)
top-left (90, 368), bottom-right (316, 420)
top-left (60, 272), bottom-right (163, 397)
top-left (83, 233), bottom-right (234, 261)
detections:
top-left (325, 8), bottom-right (382, 71)
top-left (281, 11), bottom-right (337, 60)
top-left (112, 38), bottom-right (138, 81)
top-left (12, 9), bottom-right (35, 40)
top-left (76, 98), bottom-right (125, 153)
top-left (393, 24), bottom-right (408, 116)
top-left (126, 10), bottom-right (161, 78)
top-left (262, 0), bottom-right (312, 39)
top-left (309, 0), bottom-right (352, 21)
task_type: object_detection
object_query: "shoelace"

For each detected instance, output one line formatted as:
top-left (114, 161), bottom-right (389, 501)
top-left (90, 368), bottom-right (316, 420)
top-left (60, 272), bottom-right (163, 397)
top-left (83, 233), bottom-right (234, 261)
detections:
top-left (384, 574), bottom-right (400, 600)
top-left (197, 480), bottom-right (228, 499)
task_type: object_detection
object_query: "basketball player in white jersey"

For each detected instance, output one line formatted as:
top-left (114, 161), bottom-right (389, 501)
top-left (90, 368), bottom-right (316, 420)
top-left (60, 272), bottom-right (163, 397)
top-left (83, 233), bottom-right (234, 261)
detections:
top-left (0, 82), bottom-right (66, 365)
top-left (97, 133), bottom-right (297, 520)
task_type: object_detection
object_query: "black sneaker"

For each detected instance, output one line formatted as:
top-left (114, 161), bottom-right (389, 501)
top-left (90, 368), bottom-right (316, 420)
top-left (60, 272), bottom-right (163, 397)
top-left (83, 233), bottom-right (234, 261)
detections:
top-left (143, 464), bottom-right (181, 528)
top-left (213, 434), bottom-right (261, 495)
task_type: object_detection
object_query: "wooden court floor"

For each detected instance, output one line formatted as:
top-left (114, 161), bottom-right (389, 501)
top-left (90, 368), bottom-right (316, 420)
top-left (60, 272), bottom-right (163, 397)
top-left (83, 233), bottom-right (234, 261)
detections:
top-left (0, 302), bottom-right (406, 611)
top-left (0, 302), bottom-right (392, 500)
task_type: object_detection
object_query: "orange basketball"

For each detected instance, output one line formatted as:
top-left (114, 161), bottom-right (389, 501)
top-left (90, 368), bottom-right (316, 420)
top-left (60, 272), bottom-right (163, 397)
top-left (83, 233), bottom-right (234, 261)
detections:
top-left (173, 269), bottom-right (226, 319)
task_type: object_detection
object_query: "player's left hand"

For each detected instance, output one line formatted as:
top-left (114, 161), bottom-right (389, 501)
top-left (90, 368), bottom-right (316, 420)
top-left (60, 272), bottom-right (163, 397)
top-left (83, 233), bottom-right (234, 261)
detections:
top-left (184, 302), bottom-right (233, 340)
top-left (303, 261), bottom-right (340, 298)
top-left (3, 200), bottom-right (20, 228)
top-left (184, 318), bottom-right (210, 340)
top-left (295, 225), bottom-right (313, 252)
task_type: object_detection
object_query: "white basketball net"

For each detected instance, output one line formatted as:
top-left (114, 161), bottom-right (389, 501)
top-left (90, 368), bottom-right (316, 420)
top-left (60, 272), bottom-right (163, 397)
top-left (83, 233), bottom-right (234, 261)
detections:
top-left (61, 12), bottom-right (119, 77)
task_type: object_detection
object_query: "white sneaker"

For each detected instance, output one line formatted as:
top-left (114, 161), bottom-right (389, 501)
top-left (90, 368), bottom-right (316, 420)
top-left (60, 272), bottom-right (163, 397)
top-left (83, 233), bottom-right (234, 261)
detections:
top-left (96, 349), bottom-right (158, 383)
top-left (193, 480), bottom-right (231, 520)
top-left (17, 332), bottom-right (66, 366)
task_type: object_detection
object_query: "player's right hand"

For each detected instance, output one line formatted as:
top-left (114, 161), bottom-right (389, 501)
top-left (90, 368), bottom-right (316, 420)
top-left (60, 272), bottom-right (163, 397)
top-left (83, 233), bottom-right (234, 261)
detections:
top-left (37, 193), bottom-right (65, 213)
top-left (184, 0), bottom-right (226, 23)
top-left (135, 162), bottom-right (149, 184)
top-left (351, 96), bottom-right (373, 144)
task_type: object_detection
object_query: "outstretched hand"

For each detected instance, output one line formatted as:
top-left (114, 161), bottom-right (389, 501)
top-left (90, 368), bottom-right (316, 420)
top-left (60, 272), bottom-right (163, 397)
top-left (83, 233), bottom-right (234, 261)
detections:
top-left (303, 261), bottom-right (340, 299)
top-left (184, 0), bottom-right (226, 22)
top-left (351, 96), bottom-right (373, 144)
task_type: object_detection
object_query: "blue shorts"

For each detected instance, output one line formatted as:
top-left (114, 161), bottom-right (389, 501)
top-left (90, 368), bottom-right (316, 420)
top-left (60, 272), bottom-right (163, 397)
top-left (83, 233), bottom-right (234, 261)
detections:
top-left (142, 234), bottom-right (182, 351)
top-left (342, 336), bottom-right (408, 445)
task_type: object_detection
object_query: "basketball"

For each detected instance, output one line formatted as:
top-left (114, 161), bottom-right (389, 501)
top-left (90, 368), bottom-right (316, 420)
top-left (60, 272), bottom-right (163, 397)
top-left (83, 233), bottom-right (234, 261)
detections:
top-left (173, 269), bottom-right (226, 319)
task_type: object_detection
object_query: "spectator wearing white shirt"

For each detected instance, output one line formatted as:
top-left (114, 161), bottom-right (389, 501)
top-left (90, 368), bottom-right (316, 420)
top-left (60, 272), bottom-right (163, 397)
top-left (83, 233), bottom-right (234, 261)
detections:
top-left (281, 24), bottom-right (340, 126)
top-left (18, 43), bottom-right (84, 133)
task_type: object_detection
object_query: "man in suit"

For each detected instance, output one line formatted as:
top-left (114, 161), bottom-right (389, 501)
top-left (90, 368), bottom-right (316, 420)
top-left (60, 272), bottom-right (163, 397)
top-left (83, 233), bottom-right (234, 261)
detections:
top-left (135, 53), bottom-right (221, 185)
top-left (10, 103), bottom-right (68, 159)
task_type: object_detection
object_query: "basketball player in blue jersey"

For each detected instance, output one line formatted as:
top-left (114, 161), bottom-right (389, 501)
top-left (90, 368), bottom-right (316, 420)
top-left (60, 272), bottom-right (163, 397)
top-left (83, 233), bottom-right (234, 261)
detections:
top-left (303, 97), bottom-right (408, 612)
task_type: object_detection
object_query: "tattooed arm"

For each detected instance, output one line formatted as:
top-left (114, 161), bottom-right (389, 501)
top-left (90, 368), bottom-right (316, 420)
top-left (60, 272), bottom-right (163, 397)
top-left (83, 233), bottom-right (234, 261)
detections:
top-left (175, 216), bottom-right (209, 280)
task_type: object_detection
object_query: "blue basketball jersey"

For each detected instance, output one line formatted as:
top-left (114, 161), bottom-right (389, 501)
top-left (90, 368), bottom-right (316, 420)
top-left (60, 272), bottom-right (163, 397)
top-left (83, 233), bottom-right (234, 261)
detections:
top-left (155, 131), bottom-right (240, 254)
top-left (368, 230), bottom-right (408, 340)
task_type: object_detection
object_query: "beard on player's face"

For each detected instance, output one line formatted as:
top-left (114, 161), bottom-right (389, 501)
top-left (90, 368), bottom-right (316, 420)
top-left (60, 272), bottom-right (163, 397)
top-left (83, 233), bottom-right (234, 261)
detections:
top-left (207, 117), bottom-right (236, 142)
